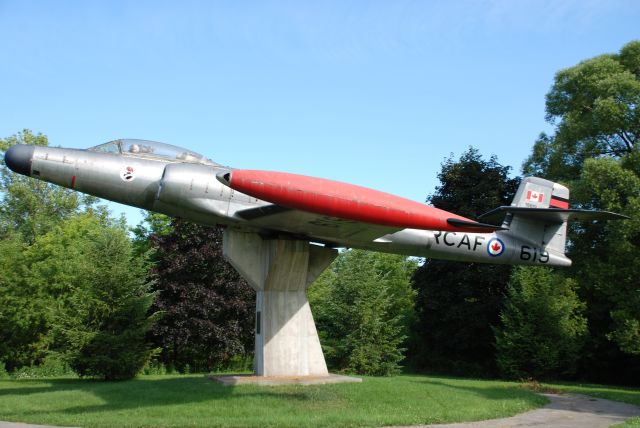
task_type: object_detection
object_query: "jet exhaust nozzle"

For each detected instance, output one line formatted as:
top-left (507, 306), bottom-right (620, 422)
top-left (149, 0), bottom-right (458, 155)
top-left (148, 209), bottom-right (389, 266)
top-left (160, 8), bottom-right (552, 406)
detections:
top-left (4, 144), bottom-right (34, 177)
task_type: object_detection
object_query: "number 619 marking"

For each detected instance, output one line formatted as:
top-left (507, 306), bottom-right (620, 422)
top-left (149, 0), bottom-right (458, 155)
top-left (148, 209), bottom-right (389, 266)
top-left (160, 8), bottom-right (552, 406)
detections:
top-left (520, 246), bottom-right (549, 263)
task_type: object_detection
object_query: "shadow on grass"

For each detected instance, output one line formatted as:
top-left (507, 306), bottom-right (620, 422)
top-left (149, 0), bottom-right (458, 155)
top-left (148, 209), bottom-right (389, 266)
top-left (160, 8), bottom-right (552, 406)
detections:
top-left (406, 376), bottom-right (548, 404)
top-left (0, 376), bottom-right (324, 416)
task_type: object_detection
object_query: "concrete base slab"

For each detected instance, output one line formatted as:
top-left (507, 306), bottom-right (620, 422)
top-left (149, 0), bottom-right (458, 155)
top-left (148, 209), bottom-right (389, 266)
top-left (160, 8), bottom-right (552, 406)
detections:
top-left (209, 373), bottom-right (362, 386)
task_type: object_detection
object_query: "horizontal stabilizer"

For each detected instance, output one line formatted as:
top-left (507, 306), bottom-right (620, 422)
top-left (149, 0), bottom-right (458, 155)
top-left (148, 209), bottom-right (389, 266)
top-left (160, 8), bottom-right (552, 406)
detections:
top-left (479, 206), bottom-right (630, 224)
top-left (446, 218), bottom-right (507, 231)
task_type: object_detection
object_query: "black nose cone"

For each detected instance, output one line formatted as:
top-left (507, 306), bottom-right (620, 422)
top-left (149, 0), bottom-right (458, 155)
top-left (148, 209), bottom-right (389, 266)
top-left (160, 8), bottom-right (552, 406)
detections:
top-left (4, 144), bottom-right (35, 176)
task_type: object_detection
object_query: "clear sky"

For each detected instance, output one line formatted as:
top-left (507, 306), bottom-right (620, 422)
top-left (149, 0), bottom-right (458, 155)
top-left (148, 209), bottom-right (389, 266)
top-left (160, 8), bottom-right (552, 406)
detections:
top-left (1, 1), bottom-right (639, 226)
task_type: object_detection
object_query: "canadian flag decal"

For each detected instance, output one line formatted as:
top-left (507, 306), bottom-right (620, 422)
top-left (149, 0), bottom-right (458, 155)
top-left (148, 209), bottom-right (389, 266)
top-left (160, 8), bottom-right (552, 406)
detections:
top-left (526, 190), bottom-right (544, 203)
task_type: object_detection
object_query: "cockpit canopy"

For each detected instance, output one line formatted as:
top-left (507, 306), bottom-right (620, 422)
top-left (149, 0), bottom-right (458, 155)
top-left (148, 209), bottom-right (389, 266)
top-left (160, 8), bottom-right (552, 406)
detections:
top-left (89, 139), bottom-right (218, 165)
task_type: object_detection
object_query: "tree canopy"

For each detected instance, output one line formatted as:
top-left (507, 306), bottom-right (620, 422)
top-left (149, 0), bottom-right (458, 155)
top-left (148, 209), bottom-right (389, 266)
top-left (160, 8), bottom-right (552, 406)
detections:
top-left (525, 40), bottom-right (640, 181)
top-left (409, 148), bottom-right (518, 376)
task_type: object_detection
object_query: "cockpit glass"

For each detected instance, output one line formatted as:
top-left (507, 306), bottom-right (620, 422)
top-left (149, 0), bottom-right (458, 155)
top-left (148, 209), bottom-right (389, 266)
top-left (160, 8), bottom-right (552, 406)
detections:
top-left (90, 141), bottom-right (120, 154)
top-left (88, 139), bottom-right (217, 165)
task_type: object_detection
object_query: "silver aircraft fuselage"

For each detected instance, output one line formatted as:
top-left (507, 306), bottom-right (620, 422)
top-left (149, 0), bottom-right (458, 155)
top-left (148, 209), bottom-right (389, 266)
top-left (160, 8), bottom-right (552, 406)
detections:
top-left (6, 140), bottom-right (572, 267)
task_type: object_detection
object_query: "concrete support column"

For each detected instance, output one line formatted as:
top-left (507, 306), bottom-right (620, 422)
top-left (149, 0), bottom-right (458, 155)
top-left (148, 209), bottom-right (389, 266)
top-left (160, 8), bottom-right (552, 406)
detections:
top-left (223, 230), bottom-right (337, 377)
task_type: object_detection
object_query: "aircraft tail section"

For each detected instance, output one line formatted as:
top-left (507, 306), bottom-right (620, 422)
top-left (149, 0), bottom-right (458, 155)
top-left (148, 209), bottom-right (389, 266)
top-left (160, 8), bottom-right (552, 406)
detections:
top-left (479, 177), bottom-right (628, 262)
top-left (505, 177), bottom-right (570, 256)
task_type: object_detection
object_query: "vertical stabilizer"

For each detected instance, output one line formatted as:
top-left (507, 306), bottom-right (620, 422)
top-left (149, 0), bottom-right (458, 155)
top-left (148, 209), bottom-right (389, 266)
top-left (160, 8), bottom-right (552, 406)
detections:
top-left (503, 177), bottom-right (570, 255)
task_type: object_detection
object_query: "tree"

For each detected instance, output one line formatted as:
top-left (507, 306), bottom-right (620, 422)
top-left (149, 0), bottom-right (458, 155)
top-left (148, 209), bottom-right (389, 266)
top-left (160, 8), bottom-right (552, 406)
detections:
top-left (567, 156), bottom-right (640, 383)
top-left (524, 40), bottom-right (640, 180)
top-left (0, 130), bottom-right (103, 370)
top-left (23, 213), bottom-right (158, 380)
top-left (429, 148), bottom-right (520, 218)
top-left (409, 148), bottom-right (519, 376)
top-left (0, 232), bottom-right (50, 370)
top-left (494, 267), bottom-right (587, 380)
top-left (149, 220), bottom-right (255, 372)
top-left (522, 41), bottom-right (640, 384)
top-left (1, 130), bottom-right (157, 378)
top-left (131, 211), bottom-right (173, 257)
top-left (309, 250), bottom-right (417, 376)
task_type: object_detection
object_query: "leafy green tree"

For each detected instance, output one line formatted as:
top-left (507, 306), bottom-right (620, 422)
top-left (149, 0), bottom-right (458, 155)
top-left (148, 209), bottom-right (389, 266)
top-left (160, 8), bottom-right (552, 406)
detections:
top-left (150, 220), bottom-right (255, 372)
top-left (409, 148), bottom-right (519, 376)
top-left (0, 129), bottom-right (99, 370)
top-left (524, 40), bottom-right (640, 180)
top-left (429, 148), bottom-right (520, 218)
top-left (495, 267), bottom-right (587, 380)
top-left (522, 41), bottom-right (640, 384)
top-left (568, 156), bottom-right (640, 382)
top-left (0, 232), bottom-right (51, 370)
top-left (309, 250), bottom-right (417, 376)
top-left (23, 214), bottom-right (157, 380)
top-left (131, 211), bottom-right (173, 257)
top-left (1, 130), bottom-right (156, 378)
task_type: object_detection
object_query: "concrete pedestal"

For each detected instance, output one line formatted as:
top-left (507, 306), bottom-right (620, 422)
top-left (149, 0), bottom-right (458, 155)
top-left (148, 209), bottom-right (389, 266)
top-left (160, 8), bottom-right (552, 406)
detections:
top-left (223, 230), bottom-right (337, 377)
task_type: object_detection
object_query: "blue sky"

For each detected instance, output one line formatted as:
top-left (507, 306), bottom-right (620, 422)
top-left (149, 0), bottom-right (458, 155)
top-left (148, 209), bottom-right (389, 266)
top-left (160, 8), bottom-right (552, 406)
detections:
top-left (1, 1), bottom-right (639, 226)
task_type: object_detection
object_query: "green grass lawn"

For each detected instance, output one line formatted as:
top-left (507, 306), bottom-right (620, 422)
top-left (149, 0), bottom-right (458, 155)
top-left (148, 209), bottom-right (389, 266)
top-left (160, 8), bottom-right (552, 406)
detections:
top-left (0, 374), bottom-right (547, 427)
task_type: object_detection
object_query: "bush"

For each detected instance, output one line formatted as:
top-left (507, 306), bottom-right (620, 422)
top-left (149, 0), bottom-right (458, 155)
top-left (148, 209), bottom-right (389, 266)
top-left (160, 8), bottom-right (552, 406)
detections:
top-left (494, 267), bottom-right (587, 380)
top-left (28, 214), bottom-right (159, 380)
top-left (142, 361), bottom-right (170, 376)
top-left (68, 296), bottom-right (161, 380)
top-left (10, 355), bottom-right (74, 379)
top-left (310, 250), bottom-right (416, 376)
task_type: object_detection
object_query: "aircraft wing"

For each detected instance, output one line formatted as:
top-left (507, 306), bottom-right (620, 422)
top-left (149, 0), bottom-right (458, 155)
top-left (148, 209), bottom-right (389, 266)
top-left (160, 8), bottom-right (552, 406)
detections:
top-left (479, 206), bottom-right (630, 223)
top-left (232, 203), bottom-right (403, 244)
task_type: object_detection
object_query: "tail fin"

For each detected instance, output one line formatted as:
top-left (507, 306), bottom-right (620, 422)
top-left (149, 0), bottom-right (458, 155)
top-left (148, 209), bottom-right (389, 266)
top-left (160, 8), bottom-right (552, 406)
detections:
top-left (479, 177), bottom-right (628, 258)
top-left (504, 177), bottom-right (570, 255)
top-left (511, 177), bottom-right (570, 210)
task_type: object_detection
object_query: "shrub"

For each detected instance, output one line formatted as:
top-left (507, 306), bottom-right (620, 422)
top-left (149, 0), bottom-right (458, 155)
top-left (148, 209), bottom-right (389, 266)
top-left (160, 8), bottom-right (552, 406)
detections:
top-left (310, 250), bottom-right (417, 376)
top-left (494, 267), bottom-right (587, 379)
top-left (10, 355), bottom-right (74, 379)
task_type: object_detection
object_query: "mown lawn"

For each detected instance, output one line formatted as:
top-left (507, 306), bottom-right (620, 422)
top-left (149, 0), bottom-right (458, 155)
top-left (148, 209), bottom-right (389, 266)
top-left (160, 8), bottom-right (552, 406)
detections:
top-left (0, 374), bottom-right (547, 427)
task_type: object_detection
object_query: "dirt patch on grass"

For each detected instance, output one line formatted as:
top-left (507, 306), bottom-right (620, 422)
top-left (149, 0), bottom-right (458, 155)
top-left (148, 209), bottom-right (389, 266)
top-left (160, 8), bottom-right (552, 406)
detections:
top-left (518, 378), bottom-right (563, 394)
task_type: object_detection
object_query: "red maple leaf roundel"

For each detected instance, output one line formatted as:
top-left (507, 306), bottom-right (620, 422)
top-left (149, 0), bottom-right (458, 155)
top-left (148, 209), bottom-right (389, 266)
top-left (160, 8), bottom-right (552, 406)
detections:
top-left (487, 238), bottom-right (505, 257)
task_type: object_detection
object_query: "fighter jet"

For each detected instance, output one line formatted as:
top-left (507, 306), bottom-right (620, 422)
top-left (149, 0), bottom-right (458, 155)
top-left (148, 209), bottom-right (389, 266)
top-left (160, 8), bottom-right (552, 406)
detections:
top-left (4, 139), bottom-right (627, 267)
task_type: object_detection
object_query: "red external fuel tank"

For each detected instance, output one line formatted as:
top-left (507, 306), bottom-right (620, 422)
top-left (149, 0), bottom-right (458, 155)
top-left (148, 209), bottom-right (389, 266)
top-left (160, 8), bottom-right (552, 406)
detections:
top-left (221, 170), bottom-right (497, 233)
